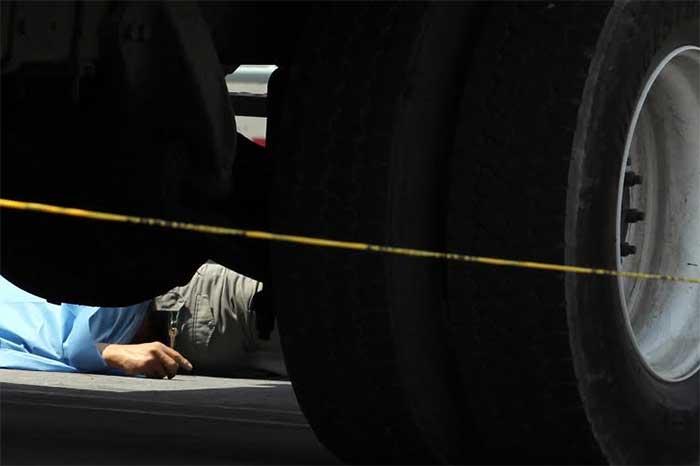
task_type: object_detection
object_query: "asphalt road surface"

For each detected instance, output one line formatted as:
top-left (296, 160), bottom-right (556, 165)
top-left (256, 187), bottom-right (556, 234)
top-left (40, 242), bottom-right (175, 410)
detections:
top-left (0, 369), bottom-right (338, 465)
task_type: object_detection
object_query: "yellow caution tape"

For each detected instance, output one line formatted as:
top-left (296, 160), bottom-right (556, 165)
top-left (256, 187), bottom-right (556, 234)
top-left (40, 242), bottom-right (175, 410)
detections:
top-left (1, 197), bottom-right (698, 285)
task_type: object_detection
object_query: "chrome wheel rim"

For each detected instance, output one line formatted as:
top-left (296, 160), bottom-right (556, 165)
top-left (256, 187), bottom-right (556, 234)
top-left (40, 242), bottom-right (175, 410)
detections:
top-left (616, 46), bottom-right (700, 382)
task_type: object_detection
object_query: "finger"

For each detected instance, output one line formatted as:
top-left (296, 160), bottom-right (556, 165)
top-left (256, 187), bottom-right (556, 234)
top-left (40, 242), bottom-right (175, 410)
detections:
top-left (156, 351), bottom-right (179, 379)
top-left (161, 343), bottom-right (189, 365)
top-left (162, 345), bottom-right (193, 372)
top-left (145, 360), bottom-right (167, 379)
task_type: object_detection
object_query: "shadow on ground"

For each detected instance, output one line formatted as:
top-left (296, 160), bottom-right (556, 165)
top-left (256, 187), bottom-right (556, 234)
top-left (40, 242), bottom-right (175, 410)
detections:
top-left (0, 369), bottom-right (338, 465)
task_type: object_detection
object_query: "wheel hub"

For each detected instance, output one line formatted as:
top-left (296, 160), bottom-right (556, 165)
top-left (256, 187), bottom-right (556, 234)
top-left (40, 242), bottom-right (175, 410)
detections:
top-left (616, 46), bottom-right (700, 382)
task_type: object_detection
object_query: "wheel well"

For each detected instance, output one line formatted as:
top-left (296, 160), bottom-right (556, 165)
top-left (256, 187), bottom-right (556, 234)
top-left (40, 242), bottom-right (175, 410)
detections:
top-left (200, 2), bottom-right (311, 67)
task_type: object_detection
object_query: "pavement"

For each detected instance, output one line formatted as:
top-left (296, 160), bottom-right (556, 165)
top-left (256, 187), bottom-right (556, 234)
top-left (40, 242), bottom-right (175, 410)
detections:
top-left (0, 369), bottom-right (339, 465)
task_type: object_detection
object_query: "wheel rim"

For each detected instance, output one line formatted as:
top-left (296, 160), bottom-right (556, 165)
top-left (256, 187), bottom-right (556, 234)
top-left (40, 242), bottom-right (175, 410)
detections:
top-left (616, 46), bottom-right (700, 382)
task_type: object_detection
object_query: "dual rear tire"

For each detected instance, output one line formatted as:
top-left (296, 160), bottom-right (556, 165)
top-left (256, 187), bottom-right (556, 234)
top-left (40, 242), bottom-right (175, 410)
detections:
top-left (269, 2), bottom-right (699, 463)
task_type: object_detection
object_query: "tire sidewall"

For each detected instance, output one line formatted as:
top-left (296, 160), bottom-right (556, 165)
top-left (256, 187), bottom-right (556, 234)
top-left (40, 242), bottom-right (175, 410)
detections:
top-left (386, 4), bottom-right (480, 462)
top-left (567, 2), bottom-right (699, 463)
top-left (269, 4), bottom-right (480, 463)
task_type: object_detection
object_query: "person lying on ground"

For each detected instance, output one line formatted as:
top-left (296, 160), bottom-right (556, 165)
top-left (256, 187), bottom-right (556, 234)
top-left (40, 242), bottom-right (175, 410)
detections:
top-left (0, 261), bottom-right (283, 379)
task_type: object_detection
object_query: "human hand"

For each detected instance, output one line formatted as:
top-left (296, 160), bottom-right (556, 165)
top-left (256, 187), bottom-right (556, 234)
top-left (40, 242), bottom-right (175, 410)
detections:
top-left (97, 342), bottom-right (193, 379)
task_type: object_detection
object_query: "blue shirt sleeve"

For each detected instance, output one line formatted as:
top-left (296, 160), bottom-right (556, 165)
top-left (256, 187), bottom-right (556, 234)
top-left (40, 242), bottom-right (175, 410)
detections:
top-left (1, 274), bottom-right (151, 374)
top-left (61, 302), bottom-right (150, 373)
top-left (61, 304), bottom-right (109, 372)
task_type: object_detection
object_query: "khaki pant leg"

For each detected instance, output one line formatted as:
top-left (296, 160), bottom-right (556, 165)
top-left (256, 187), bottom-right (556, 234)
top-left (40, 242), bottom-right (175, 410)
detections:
top-left (177, 262), bottom-right (261, 376)
top-left (153, 261), bottom-right (286, 377)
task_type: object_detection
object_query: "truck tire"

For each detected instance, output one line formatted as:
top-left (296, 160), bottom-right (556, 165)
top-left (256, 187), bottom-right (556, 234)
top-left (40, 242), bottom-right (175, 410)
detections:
top-left (446, 1), bottom-right (699, 464)
top-left (268, 4), bottom-right (482, 464)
